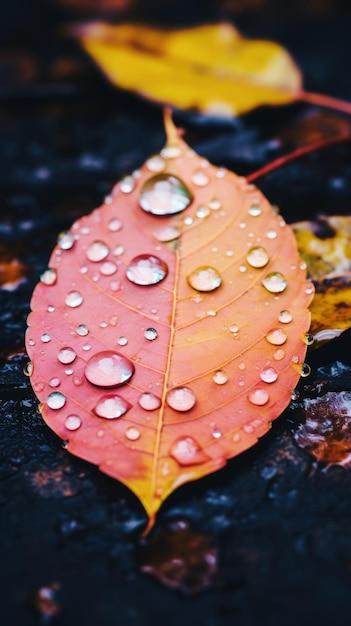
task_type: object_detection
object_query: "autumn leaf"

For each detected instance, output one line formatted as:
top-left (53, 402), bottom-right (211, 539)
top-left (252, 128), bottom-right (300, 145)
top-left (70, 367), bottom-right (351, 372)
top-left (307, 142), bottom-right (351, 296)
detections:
top-left (76, 22), bottom-right (302, 117)
top-left (25, 111), bottom-right (313, 530)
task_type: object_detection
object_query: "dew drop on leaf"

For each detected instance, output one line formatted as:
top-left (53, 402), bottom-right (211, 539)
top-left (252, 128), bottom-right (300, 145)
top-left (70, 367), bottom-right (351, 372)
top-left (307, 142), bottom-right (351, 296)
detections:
top-left (139, 174), bottom-right (192, 216)
top-left (126, 254), bottom-right (168, 286)
top-left (170, 436), bottom-right (208, 465)
top-left (261, 272), bottom-right (287, 294)
top-left (94, 394), bottom-right (132, 419)
top-left (57, 347), bottom-right (76, 364)
top-left (248, 388), bottom-right (270, 406)
top-left (191, 170), bottom-right (209, 187)
top-left (138, 392), bottom-right (162, 411)
top-left (187, 266), bottom-right (222, 292)
top-left (58, 231), bottom-right (75, 250)
top-left (278, 310), bottom-right (293, 323)
top-left (246, 246), bottom-right (270, 268)
top-left (260, 366), bottom-right (279, 383)
top-left (166, 387), bottom-right (196, 412)
top-left (144, 328), bottom-right (158, 341)
top-left (47, 391), bottom-right (66, 410)
top-left (125, 426), bottom-right (141, 441)
top-left (213, 371), bottom-right (228, 385)
top-left (40, 268), bottom-right (57, 285)
top-left (85, 351), bottom-right (135, 387)
top-left (266, 328), bottom-right (288, 346)
top-left (65, 291), bottom-right (83, 308)
top-left (86, 240), bottom-right (109, 262)
top-left (65, 415), bottom-right (82, 431)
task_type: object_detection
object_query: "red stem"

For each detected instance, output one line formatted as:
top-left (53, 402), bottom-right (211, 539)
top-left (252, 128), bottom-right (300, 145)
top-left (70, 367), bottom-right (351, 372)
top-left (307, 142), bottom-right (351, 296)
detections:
top-left (298, 90), bottom-right (351, 116)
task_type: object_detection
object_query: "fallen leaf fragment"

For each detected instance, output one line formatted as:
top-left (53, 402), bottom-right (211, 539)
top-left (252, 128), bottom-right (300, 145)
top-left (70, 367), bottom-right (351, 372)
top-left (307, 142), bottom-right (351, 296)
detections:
top-left (26, 111), bottom-right (313, 530)
top-left (77, 22), bottom-right (302, 117)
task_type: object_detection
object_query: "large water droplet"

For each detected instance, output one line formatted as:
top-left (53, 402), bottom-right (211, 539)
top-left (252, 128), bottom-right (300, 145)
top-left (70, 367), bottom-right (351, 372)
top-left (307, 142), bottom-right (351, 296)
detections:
top-left (262, 272), bottom-right (287, 294)
top-left (57, 347), bottom-right (76, 365)
top-left (65, 415), bottom-right (81, 431)
top-left (138, 392), bottom-right (162, 411)
top-left (144, 328), bottom-right (158, 341)
top-left (187, 266), bottom-right (222, 292)
top-left (166, 387), bottom-right (196, 412)
top-left (266, 328), bottom-right (287, 346)
top-left (246, 246), bottom-right (270, 268)
top-left (213, 371), bottom-right (228, 385)
top-left (125, 426), bottom-right (141, 441)
top-left (58, 231), bottom-right (75, 250)
top-left (248, 388), bottom-right (270, 406)
top-left (85, 351), bottom-right (135, 387)
top-left (94, 394), bottom-right (131, 419)
top-left (278, 310), bottom-right (293, 324)
top-left (65, 291), bottom-right (83, 308)
top-left (170, 436), bottom-right (208, 465)
top-left (86, 240), bottom-right (109, 262)
top-left (153, 225), bottom-right (180, 242)
top-left (126, 254), bottom-right (168, 286)
top-left (260, 366), bottom-right (278, 383)
top-left (47, 391), bottom-right (66, 410)
top-left (40, 268), bottom-right (57, 285)
top-left (191, 170), bottom-right (209, 187)
top-left (139, 174), bottom-right (192, 216)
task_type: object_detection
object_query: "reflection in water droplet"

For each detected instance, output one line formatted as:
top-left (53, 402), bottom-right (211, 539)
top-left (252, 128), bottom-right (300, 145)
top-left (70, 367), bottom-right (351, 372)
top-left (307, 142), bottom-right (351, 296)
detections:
top-left (260, 367), bottom-right (278, 383)
top-left (196, 205), bottom-right (210, 218)
top-left (302, 333), bottom-right (314, 346)
top-left (40, 268), bottom-right (57, 285)
top-left (293, 362), bottom-right (312, 377)
top-left (86, 240), bottom-right (109, 262)
top-left (94, 394), bottom-right (131, 419)
top-left (138, 392), bottom-right (162, 411)
top-left (248, 204), bottom-right (262, 217)
top-left (125, 426), bottom-right (141, 441)
top-left (139, 174), bottom-right (192, 216)
top-left (126, 254), bottom-right (168, 286)
top-left (262, 272), bottom-right (287, 294)
top-left (170, 436), bottom-right (208, 465)
top-left (248, 388), bottom-right (270, 406)
top-left (117, 336), bottom-right (128, 346)
top-left (187, 266), bottom-right (222, 292)
top-left (65, 415), bottom-right (81, 431)
top-left (246, 246), bottom-right (270, 268)
top-left (41, 333), bottom-right (51, 343)
top-left (47, 391), bottom-right (66, 409)
top-left (153, 225), bottom-right (180, 242)
top-left (100, 261), bottom-right (117, 276)
top-left (58, 231), bottom-right (75, 250)
top-left (57, 347), bottom-right (76, 364)
top-left (278, 310), bottom-right (293, 324)
top-left (65, 291), bottom-right (83, 308)
top-left (85, 351), bottom-right (134, 387)
top-left (166, 387), bottom-right (196, 412)
top-left (146, 154), bottom-right (166, 172)
top-left (144, 328), bottom-right (158, 341)
top-left (266, 329), bottom-right (287, 346)
top-left (120, 175), bottom-right (135, 193)
top-left (191, 170), bottom-right (209, 187)
top-left (23, 361), bottom-right (33, 376)
top-left (108, 217), bottom-right (122, 232)
top-left (213, 371), bottom-right (228, 385)
top-left (77, 324), bottom-right (89, 336)
top-left (274, 349), bottom-right (285, 361)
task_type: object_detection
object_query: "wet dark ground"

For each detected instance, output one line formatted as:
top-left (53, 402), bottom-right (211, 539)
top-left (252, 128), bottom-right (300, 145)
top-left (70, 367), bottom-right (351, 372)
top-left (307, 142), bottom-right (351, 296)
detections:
top-left (1, 7), bottom-right (351, 626)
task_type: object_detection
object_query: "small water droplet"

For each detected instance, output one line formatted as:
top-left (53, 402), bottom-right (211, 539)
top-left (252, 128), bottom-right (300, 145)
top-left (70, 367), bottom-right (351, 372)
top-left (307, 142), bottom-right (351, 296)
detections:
top-left (47, 391), bottom-right (66, 410)
top-left (117, 336), bottom-right (128, 346)
top-left (213, 371), bottom-right (228, 385)
top-left (293, 362), bottom-right (312, 377)
top-left (305, 285), bottom-right (314, 295)
top-left (209, 198), bottom-right (222, 210)
top-left (160, 145), bottom-right (182, 159)
top-left (65, 367), bottom-right (74, 375)
top-left (85, 351), bottom-right (134, 387)
top-left (41, 333), bottom-right (51, 343)
top-left (191, 170), bottom-right (209, 187)
top-left (94, 394), bottom-right (131, 419)
top-left (73, 376), bottom-right (84, 386)
top-left (80, 266), bottom-right (88, 274)
top-left (212, 428), bottom-right (222, 438)
top-left (138, 392), bottom-right (162, 411)
top-left (108, 217), bottom-right (122, 232)
top-left (100, 261), bottom-right (117, 276)
top-left (40, 268), bottom-right (57, 285)
top-left (146, 154), bottom-right (166, 172)
top-left (126, 254), bottom-right (168, 286)
top-left (183, 216), bottom-right (193, 226)
top-left (125, 426), bottom-right (140, 441)
top-left (239, 265), bottom-right (247, 273)
top-left (302, 333), bottom-right (314, 346)
top-left (49, 377), bottom-right (61, 387)
top-left (76, 324), bottom-right (89, 336)
top-left (260, 366), bottom-right (278, 383)
top-left (153, 225), bottom-right (180, 242)
top-left (166, 387), bottom-right (196, 412)
top-left (291, 389), bottom-right (300, 400)
top-left (248, 388), bottom-right (270, 406)
top-left (47, 305), bottom-right (55, 312)
top-left (170, 436), bottom-right (208, 465)
top-left (65, 291), bottom-right (83, 308)
top-left (266, 329), bottom-right (287, 346)
top-left (196, 205), bottom-right (210, 218)
top-left (144, 328), bottom-right (158, 341)
top-left (230, 324), bottom-right (239, 333)
top-left (120, 175), bottom-right (135, 193)
top-left (28, 338), bottom-right (35, 346)
top-left (216, 168), bottom-right (226, 179)
top-left (96, 429), bottom-right (105, 438)
top-left (262, 272), bottom-right (287, 294)
top-left (239, 222), bottom-right (247, 229)
top-left (57, 347), bottom-right (76, 364)
top-left (65, 415), bottom-right (81, 431)
top-left (207, 310), bottom-right (217, 317)
top-left (273, 348), bottom-right (285, 361)
top-left (246, 246), bottom-right (270, 268)
top-left (139, 174), bottom-right (192, 216)
top-left (278, 310), bottom-right (293, 324)
top-left (23, 361), bottom-right (33, 376)
top-left (248, 204), bottom-right (262, 217)
top-left (233, 432), bottom-right (241, 442)
top-left (86, 240), bottom-right (109, 262)
top-left (58, 231), bottom-right (75, 250)
top-left (187, 266), bottom-right (222, 292)
top-left (266, 229), bottom-right (277, 239)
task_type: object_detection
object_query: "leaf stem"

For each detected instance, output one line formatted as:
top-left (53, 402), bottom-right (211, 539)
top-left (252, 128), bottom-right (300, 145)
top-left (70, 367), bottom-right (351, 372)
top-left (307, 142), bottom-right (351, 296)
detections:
top-left (298, 90), bottom-right (351, 116)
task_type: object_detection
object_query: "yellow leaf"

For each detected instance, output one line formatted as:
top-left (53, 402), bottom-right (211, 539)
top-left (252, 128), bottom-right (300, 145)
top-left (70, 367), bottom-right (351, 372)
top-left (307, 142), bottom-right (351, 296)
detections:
top-left (77, 22), bottom-right (302, 117)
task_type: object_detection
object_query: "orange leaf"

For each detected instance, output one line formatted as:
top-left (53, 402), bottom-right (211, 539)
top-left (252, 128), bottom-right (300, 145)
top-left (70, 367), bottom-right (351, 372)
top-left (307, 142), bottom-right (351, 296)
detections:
top-left (76, 22), bottom-right (302, 117)
top-left (25, 111), bottom-right (313, 530)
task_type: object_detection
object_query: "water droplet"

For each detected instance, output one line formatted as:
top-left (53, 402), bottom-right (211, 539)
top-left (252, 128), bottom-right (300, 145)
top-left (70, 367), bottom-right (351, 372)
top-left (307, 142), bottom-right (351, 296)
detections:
top-left (196, 205), bottom-right (210, 218)
top-left (212, 428), bottom-right (222, 438)
top-left (73, 376), bottom-right (84, 386)
top-left (260, 366), bottom-right (278, 383)
top-left (65, 415), bottom-right (81, 431)
top-left (262, 272), bottom-right (287, 294)
top-left (291, 389), bottom-right (300, 400)
top-left (273, 349), bottom-right (285, 361)
top-left (80, 266), bottom-right (88, 274)
top-left (239, 221), bottom-right (247, 229)
top-left (99, 261), bottom-right (117, 276)
top-left (28, 338), bottom-right (35, 346)
top-left (40, 268), bottom-right (57, 285)
top-left (23, 361), bottom-right (33, 376)
top-left (47, 391), bottom-right (66, 410)
top-left (239, 265), bottom-right (247, 273)
top-left (65, 291), bottom-right (83, 308)
top-left (191, 170), bottom-right (209, 187)
top-left (183, 216), bottom-right (193, 226)
top-left (146, 154), bottom-right (166, 172)
top-left (120, 175), bottom-right (135, 193)
top-left (47, 305), bottom-right (55, 312)
top-left (166, 387), bottom-right (196, 412)
top-left (266, 229), bottom-right (277, 239)
top-left (117, 336), bottom-right (128, 346)
top-left (209, 198), bottom-right (222, 210)
top-left (233, 432), bottom-right (241, 442)
top-left (65, 367), bottom-right (73, 375)
top-left (170, 436), bottom-right (208, 465)
top-left (49, 377), bottom-right (61, 387)
top-left (293, 362), bottom-right (312, 377)
top-left (57, 347), bottom-right (76, 364)
top-left (213, 371), bottom-right (228, 385)
top-left (58, 231), bottom-right (75, 250)
top-left (248, 204), bottom-right (262, 217)
top-left (278, 310), bottom-right (293, 324)
top-left (108, 217), bottom-right (122, 232)
top-left (266, 329), bottom-right (287, 346)
top-left (144, 328), bottom-right (158, 341)
top-left (248, 388), bottom-right (270, 406)
top-left (207, 310), bottom-right (217, 317)
top-left (126, 254), bottom-right (168, 286)
top-left (160, 145), bottom-right (182, 159)
top-left (76, 324), bottom-right (89, 336)
top-left (138, 392), bottom-right (161, 411)
top-left (302, 333), bottom-right (314, 346)
top-left (216, 168), bottom-right (226, 179)
top-left (94, 394), bottom-right (131, 419)
top-left (85, 351), bottom-right (134, 387)
top-left (305, 286), bottom-right (314, 295)
top-left (86, 240), bottom-right (109, 262)
top-left (139, 174), bottom-right (192, 216)
top-left (125, 426), bottom-right (140, 441)
top-left (153, 225), bottom-right (180, 243)
top-left (230, 324), bottom-right (239, 333)
top-left (246, 246), bottom-right (270, 268)
top-left (41, 333), bottom-right (51, 343)
top-left (113, 244), bottom-right (125, 256)
top-left (187, 266), bottom-right (222, 292)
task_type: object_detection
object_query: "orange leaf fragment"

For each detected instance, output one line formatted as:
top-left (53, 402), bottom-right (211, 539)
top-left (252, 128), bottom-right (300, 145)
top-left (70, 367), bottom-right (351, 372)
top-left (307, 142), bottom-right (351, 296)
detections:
top-left (26, 111), bottom-right (313, 529)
